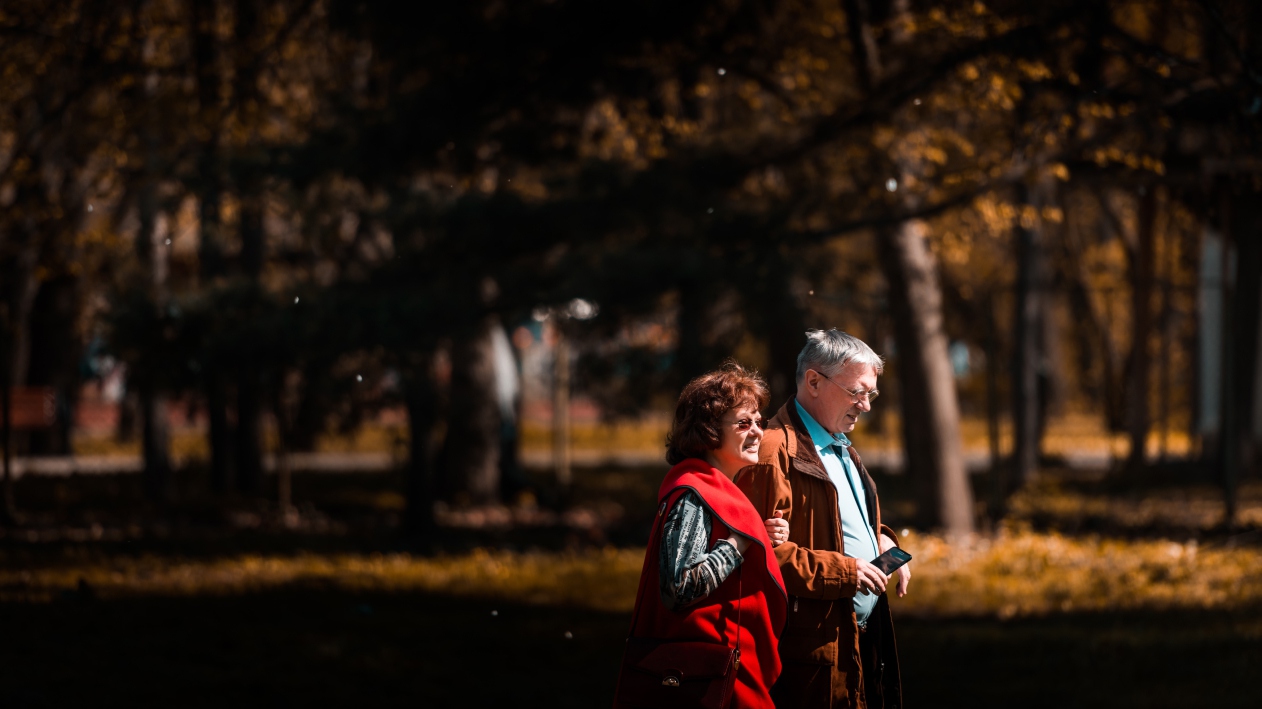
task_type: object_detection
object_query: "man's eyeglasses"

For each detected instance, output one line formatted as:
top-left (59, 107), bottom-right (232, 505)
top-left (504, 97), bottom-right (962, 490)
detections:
top-left (728, 416), bottom-right (767, 432)
top-left (816, 371), bottom-right (880, 403)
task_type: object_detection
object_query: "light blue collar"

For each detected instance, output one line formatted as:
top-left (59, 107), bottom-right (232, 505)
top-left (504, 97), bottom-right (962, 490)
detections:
top-left (795, 400), bottom-right (852, 452)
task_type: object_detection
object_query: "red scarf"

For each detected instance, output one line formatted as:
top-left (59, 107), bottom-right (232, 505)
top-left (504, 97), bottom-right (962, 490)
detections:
top-left (625, 458), bottom-right (787, 708)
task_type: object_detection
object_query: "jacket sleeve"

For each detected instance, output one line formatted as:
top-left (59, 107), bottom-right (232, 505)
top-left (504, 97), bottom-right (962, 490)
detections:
top-left (735, 462), bottom-right (859, 601)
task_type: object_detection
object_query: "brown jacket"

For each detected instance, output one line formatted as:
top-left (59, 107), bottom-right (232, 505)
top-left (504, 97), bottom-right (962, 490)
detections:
top-left (735, 398), bottom-right (903, 709)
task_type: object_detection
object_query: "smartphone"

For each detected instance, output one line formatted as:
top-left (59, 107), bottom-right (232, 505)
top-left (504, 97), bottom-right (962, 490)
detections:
top-left (870, 547), bottom-right (912, 575)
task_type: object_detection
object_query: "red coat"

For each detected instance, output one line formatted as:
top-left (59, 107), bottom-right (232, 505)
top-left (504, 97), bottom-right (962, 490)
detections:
top-left (619, 458), bottom-right (787, 708)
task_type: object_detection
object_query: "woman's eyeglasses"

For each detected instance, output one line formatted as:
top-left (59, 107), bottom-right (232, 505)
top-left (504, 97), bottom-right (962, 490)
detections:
top-left (729, 417), bottom-right (767, 432)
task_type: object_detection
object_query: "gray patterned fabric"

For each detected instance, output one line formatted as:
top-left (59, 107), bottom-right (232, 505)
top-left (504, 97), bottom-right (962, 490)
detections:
top-left (658, 490), bottom-right (744, 611)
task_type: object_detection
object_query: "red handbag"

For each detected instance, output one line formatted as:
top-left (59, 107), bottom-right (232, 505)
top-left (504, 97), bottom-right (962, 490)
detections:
top-left (613, 567), bottom-right (742, 709)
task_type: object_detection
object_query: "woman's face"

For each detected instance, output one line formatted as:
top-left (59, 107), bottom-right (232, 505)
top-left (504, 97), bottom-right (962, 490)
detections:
top-left (706, 403), bottom-right (765, 478)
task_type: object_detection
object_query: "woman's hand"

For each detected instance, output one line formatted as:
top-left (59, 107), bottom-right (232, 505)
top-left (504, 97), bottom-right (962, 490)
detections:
top-left (726, 534), bottom-right (751, 555)
top-left (763, 510), bottom-right (789, 547)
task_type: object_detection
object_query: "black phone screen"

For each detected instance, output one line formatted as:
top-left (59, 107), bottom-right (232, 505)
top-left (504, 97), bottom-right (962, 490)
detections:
top-left (870, 547), bottom-right (913, 575)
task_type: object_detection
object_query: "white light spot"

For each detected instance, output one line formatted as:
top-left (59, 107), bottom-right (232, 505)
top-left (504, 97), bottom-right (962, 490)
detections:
top-left (564, 631), bottom-right (573, 639)
top-left (491, 610), bottom-right (498, 617)
top-left (913, 98), bottom-right (922, 106)
top-left (707, 207), bottom-right (714, 214)
top-left (87, 204), bottom-right (94, 212)
top-left (164, 239), bottom-right (171, 245)
top-left (885, 178), bottom-right (898, 192)
top-left (901, 528), bottom-right (910, 537)
top-left (809, 290), bottom-right (815, 295)
top-left (568, 298), bottom-right (599, 320)
top-left (717, 68), bottom-right (726, 76)
top-left (294, 297), bottom-right (300, 304)
top-left (356, 374), bottom-right (363, 382)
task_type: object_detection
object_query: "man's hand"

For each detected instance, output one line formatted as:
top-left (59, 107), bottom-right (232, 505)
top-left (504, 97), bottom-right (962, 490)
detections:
top-left (764, 510), bottom-right (789, 547)
top-left (854, 558), bottom-right (888, 596)
top-left (880, 533), bottom-right (911, 598)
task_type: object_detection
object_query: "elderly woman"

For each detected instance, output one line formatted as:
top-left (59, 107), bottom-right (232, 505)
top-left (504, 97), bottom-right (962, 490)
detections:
top-left (614, 363), bottom-right (788, 709)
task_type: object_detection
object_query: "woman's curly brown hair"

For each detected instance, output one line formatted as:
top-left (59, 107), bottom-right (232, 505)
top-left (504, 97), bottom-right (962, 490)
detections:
top-left (665, 362), bottom-right (770, 465)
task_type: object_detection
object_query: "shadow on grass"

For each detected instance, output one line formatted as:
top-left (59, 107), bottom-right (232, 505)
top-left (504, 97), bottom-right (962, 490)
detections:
top-left (0, 588), bottom-right (1257, 709)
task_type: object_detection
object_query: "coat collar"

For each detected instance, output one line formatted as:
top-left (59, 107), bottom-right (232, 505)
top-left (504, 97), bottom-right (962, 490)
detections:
top-left (772, 397), bottom-right (830, 481)
top-left (773, 397), bottom-right (872, 486)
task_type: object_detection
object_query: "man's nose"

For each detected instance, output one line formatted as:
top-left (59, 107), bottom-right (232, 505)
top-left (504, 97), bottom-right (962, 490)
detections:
top-left (856, 397), bottom-right (872, 413)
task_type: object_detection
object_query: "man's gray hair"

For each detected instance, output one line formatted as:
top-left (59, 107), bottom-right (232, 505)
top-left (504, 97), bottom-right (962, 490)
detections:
top-left (795, 329), bottom-right (885, 383)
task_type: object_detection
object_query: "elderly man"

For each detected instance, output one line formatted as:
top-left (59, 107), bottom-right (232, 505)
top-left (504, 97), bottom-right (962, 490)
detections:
top-left (736, 329), bottom-right (909, 709)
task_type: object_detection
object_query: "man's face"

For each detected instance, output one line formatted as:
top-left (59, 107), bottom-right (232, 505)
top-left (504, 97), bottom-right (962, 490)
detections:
top-left (799, 362), bottom-right (878, 435)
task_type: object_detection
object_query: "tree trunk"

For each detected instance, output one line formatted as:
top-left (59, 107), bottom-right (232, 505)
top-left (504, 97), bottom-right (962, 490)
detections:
top-left (6, 196), bottom-right (42, 424)
top-left (193, 0), bottom-right (226, 283)
top-left (552, 325), bottom-right (572, 495)
top-left (1158, 217), bottom-right (1176, 460)
top-left (272, 369), bottom-right (300, 522)
top-left (842, 0), bottom-right (971, 533)
top-left (140, 380), bottom-right (172, 501)
top-left (1063, 247), bottom-right (1125, 432)
top-left (676, 280), bottom-right (706, 387)
top-left (233, 186), bottom-right (266, 496)
top-left (763, 256), bottom-right (809, 407)
top-left (1223, 188), bottom-right (1262, 524)
top-left (1011, 182), bottom-right (1045, 488)
top-left (984, 291), bottom-right (1004, 519)
top-left (193, 0), bottom-right (233, 492)
top-left (235, 364), bottom-right (264, 494)
top-left (136, 97), bottom-right (172, 500)
top-left (404, 352), bottom-right (443, 536)
top-left (207, 375), bottom-right (233, 492)
top-left (26, 277), bottom-right (79, 456)
top-left (1, 331), bottom-right (14, 526)
top-left (490, 324), bottom-right (525, 498)
top-left (877, 220), bottom-right (974, 535)
top-left (231, 0), bottom-right (265, 495)
top-left (446, 318), bottom-right (502, 505)
top-left (1125, 188), bottom-right (1158, 469)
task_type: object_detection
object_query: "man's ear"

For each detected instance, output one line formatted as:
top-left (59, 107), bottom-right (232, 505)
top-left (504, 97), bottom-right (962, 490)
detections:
top-left (803, 372), bottom-right (819, 398)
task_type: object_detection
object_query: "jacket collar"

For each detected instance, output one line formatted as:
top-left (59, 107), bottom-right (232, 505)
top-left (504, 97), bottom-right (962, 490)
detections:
top-left (773, 397), bottom-right (830, 482)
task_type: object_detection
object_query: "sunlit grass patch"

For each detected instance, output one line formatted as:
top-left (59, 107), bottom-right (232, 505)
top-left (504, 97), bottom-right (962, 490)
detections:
top-left (0, 548), bottom-right (645, 612)
top-left (4, 532), bottom-right (1261, 620)
top-left (896, 530), bottom-right (1262, 620)
top-left (1006, 480), bottom-right (1262, 533)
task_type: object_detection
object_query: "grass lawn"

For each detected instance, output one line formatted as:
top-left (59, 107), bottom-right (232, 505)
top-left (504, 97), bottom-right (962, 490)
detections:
top-left (2, 463), bottom-right (1260, 707)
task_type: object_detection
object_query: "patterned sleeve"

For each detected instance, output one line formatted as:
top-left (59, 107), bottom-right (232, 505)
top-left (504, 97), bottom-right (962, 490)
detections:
top-left (658, 491), bottom-right (744, 611)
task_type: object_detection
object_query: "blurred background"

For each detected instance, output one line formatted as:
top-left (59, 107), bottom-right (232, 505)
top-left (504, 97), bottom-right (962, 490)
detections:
top-left (1, 0), bottom-right (1261, 706)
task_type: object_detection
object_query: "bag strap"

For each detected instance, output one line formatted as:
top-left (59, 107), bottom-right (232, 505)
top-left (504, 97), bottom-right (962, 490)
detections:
top-left (734, 563), bottom-right (742, 663)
